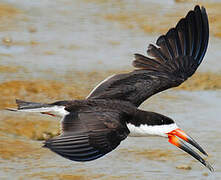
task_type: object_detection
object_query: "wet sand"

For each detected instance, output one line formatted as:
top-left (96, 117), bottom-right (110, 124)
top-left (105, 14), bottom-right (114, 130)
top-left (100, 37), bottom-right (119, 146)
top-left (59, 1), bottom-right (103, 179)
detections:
top-left (0, 0), bottom-right (221, 179)
top-left (101, 1), bottom-right (221, 38)
top-left (0, 71), bottom-right (220, 110)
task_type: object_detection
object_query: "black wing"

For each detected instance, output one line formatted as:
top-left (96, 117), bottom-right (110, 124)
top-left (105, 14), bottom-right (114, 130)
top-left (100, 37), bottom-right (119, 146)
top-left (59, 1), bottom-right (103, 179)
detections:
top-left (87, 6), bottom-right (209, 107)
top-left (43, 111), bottom-right (129, 162)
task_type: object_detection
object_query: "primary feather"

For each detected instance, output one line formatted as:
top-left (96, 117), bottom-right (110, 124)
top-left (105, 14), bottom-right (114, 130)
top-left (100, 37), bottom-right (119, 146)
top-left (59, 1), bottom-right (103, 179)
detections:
top-left (87, 6), bottom-right (209, 107)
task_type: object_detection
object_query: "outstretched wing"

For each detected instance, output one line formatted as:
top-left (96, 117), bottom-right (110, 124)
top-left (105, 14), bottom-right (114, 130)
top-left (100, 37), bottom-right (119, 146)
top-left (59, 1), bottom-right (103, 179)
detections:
top-left (44, 111), bottom-right (129, 162)
top-left (87, 6), bottom-right (209, 107)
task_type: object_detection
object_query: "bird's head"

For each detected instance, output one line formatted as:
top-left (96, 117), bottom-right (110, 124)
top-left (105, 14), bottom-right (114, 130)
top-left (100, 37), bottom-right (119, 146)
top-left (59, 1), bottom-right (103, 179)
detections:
top-left (127, 114), bottom-right (213, 171)
top-left (155, 120), bottom-right (214, 172)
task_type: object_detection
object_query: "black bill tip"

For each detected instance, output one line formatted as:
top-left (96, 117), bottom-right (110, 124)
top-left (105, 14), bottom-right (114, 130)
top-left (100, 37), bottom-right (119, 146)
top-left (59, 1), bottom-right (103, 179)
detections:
top-left (187, 134), bottom-right (208, 156)
top-left (168, 135), bottom-right (214, 172)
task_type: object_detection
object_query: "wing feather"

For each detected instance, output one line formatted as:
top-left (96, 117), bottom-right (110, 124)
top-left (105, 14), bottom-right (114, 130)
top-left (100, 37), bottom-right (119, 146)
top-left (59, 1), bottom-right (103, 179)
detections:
top-left (87, 6), bottom-right (209, 107)
top-left (44, 111), bottom-right (129, 162)
top-left (44, 134), bottom-right (103, 161)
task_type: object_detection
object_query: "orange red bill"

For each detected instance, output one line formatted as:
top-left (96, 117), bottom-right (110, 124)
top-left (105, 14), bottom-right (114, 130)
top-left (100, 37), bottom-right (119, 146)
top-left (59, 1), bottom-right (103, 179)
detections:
top-left (167, 128), bottom-right (214, 172)
top-left (168, 128), bottom-right (208, 156)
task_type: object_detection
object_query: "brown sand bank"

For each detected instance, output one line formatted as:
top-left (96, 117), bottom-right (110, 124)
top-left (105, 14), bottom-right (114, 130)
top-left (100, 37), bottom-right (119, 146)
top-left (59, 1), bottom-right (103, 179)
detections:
top-left (176, 72), bottom-right (221, 90)
top-left (0, 3), bottom-right (21, 19)
top-left (0, 71), bottom-right (220, 109)
top-left (0, 114), bottom-right (59, 140)
top-left (0, 71), bottom-right (219, 143)
top-left (100, 1), bottom-right (221, 38)
top-left (0, 133), bottom-right (45, 160)
top-left (0, 80), bottom-right (86, 109)
top-left (24, 171), bottom-right (132, 180)
top-left (120, 148), bottom-right (185, 162)
top-left (0, 65), bottom-right (27, 73)
top-left (0, 3), bottom-right (24, 31)
top-left (0, 70), bottom-right (220, 148)
top-left (25, 172), bottom-right (106, 180)
top-left (1, 1), bottom-right (221, 38)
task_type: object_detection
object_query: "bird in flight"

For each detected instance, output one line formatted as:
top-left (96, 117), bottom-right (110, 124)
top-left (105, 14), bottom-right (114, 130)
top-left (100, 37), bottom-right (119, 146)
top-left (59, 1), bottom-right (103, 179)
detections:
top-left (8, 5), bottom-right (213, 171)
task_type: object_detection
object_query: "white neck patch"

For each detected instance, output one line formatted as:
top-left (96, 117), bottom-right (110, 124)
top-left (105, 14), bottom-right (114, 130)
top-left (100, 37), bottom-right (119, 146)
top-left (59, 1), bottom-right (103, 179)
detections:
top-left (127, 123), bottom-right (179, 137)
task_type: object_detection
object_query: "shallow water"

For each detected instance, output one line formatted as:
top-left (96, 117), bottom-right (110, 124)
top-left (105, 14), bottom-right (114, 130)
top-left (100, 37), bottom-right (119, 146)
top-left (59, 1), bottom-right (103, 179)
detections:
top-left (0, 0), bottom-right (221, 179)
top-left (0, 0), bottom-right (221, 76)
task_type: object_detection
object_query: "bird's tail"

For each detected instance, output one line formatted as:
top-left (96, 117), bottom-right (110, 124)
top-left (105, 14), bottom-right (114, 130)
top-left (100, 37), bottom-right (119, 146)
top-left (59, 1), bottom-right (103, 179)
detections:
top-left (6, 99), bottom-right (55, 113)
top-left (6, 99), bottom-right (69, 117)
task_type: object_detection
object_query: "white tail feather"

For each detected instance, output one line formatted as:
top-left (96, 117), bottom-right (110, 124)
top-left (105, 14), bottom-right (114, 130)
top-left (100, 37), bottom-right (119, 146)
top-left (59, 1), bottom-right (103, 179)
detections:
top-left (21, 106), bottom-right (68, 117)
top-left (6, 105), bottom-right (69, 117)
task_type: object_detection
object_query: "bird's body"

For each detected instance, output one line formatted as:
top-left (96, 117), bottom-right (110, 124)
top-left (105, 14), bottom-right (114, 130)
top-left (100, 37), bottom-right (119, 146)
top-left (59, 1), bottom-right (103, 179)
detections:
top-left (14, 98), bottom-right (178, 161)
top-left (8, 5), bottom-right (214, 171)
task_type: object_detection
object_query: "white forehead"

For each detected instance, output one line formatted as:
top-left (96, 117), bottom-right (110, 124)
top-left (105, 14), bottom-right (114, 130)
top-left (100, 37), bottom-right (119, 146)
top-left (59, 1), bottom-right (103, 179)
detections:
top-left (127, 123), bottom-right (179, 137)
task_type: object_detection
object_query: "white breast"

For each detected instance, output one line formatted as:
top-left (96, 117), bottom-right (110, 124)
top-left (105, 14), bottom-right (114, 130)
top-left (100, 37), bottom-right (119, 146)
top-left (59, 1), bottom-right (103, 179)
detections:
top-left (126, 123), bottom-right (178, 137)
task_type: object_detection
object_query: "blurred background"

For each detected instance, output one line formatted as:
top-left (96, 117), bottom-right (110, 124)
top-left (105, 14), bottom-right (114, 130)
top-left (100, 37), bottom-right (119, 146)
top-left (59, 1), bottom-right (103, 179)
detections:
top-left (0, 0), bottom-right (220, 179)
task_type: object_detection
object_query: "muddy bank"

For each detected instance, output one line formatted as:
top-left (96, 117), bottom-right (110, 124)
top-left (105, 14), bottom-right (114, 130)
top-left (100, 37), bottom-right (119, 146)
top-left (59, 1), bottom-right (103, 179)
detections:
top-left (24, 171), bottom-right (133, 180)
top-left (25, 172), bottom-right (105, 180)
top-left (0, 65), bottom-right (27, 73)
top-left (0, 0), bottom-right (220, 74)
top-left (99, 1), bottom-right (221, 38)
top-left (0, 79), bottom-right (86, 109)
top-left (0, 3), bottom-right (24, 32)
top-left (0, 88), bottom-right (219, 179)
top-left (176, 72), bottom-right (221, 90)
top-left (0, 133), bottom-right (46, 160)
top-left (1, 0), bottom-right (221, 38)
top-left (119, 148), bottom-right (185, 162)
top-left (0, 71), bottom-right (220, 109)
top-left (0, 114), bottom-right (59, 140)
top-left (0, 3), bottom-right (21, 19)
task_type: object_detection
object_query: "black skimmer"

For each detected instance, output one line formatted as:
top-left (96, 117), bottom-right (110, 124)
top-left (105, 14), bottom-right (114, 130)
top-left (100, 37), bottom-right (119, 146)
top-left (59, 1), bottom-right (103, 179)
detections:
top-left (8, 5), bottom-right (213, 171)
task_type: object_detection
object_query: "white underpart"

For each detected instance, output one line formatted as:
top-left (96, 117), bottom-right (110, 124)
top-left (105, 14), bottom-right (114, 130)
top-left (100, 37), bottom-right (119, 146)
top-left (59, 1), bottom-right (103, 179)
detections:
top-left (86, 74), bottom-right (116, 99)
top-left (127, 123), bottom-right (179, 137)
top-left (16, 106), bottom-right (69, 117)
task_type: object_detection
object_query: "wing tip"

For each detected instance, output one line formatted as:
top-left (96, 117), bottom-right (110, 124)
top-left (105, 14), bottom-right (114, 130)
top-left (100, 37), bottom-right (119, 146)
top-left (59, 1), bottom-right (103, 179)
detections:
top-left (43, 136), bottom-right (105, 162)
top-left (156, 35), bottom-right (165, 46)
top-left (42, 141), bottom-right (48, 148)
